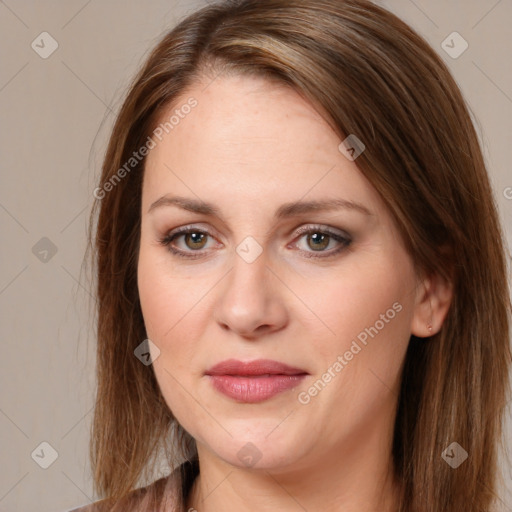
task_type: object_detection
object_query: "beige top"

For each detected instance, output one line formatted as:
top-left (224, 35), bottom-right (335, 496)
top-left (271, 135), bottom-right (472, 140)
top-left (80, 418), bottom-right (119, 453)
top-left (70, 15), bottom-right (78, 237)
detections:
top-left (66, 459), bottom-right (199, 512)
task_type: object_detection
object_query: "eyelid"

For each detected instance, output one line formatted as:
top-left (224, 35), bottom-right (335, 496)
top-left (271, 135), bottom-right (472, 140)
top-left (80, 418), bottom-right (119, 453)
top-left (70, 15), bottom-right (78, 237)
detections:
top-left (290, 224), bottom-right (350, 241)
top-left (288, 224), bottom-right (352, 258)
top-left (159, 223), bottom-right (352, 259)
top-left (163, 224), bottom-right (222, 251)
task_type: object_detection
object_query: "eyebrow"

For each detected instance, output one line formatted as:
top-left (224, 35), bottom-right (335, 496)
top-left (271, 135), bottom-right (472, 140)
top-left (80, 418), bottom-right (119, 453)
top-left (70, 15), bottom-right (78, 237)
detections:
top-left (148, 195), bottom-right (373, 218)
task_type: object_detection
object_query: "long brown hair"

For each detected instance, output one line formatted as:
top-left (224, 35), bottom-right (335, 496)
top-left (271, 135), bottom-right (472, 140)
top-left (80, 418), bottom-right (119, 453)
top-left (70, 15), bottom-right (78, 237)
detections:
top-left (86, 0), bottom-right (512, 510)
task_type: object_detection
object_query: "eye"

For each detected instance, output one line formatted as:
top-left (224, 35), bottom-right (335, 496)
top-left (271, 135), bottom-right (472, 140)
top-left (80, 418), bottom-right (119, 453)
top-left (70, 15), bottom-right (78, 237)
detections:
top-left (291, 225), bottom-right (352, 258)
top-left (158, 227), bottom-right (218, 259)
top-left (158, 224), bottom-right (352, 259)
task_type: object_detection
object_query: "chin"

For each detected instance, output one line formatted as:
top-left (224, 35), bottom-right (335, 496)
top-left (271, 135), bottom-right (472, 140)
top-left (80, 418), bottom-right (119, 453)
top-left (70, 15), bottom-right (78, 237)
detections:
top-left (198, 420), bottom-right (311, 471)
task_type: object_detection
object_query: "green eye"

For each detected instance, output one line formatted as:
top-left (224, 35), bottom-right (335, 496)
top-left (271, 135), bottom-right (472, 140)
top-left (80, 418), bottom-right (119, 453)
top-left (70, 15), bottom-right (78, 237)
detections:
top-left (293, 227), bottom-right (351, 258)
top-left (159, 225), bottom-right (351, 260)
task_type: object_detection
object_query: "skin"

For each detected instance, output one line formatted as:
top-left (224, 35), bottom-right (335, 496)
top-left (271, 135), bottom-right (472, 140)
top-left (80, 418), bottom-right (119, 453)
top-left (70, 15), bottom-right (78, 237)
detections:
top-left (137, 73), bottom-right (452, 511)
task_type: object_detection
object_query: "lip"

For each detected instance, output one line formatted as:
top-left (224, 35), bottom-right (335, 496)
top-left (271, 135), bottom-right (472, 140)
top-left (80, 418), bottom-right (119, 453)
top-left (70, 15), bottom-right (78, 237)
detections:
top-left (205, 359), bottom-right (308, 403)
top-left (206, 359), bottom-right (307, 376)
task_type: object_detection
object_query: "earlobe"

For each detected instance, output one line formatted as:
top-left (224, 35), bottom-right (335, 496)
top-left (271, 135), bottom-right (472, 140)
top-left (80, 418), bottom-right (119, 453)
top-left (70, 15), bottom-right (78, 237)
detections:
top-left (410, 273), bottom-right (453, 338)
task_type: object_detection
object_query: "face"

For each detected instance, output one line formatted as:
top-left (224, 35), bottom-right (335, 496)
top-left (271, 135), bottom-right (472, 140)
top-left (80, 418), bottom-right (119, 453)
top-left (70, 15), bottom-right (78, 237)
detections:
top-left (138, 73), bottom-right (424, 475)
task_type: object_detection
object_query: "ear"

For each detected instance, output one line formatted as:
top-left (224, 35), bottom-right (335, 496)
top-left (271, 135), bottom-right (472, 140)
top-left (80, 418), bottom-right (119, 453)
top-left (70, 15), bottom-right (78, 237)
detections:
top-left (410, 272), bottom-right (453, 338)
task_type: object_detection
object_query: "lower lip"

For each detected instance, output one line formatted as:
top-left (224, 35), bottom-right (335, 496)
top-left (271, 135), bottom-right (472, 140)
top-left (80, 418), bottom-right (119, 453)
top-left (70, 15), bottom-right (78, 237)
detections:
top-left (207, 374), bottom-right (307, 403)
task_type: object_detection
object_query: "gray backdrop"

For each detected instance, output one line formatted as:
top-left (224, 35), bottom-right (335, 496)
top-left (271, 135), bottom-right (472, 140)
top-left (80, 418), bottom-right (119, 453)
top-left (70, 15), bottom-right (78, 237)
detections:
top-left (1, 1), bottom-right (511, 511)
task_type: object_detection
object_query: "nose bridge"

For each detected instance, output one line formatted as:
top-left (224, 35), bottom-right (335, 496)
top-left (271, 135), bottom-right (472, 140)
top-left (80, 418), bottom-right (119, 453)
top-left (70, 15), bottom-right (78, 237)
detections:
top-left (228, 232), bottom-right (270, 292)
top-left (226, 242), bottom-right (271, 311)
top-left (214, 239), bottom-right (287, 336)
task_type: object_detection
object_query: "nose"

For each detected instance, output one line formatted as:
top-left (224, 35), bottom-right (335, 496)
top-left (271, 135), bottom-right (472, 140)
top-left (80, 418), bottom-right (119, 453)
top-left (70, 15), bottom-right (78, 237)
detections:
top-left (213, 246), bottom-right (289, 339)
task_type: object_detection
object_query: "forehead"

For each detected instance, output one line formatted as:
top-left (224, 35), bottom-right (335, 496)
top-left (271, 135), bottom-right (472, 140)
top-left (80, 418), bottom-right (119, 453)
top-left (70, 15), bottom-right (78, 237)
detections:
top-left (142, 74), bottom-right (383, 217)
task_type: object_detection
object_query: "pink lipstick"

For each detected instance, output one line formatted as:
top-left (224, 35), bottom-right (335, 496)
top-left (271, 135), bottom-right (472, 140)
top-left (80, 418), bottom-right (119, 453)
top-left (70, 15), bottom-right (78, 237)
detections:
top-left (205, 359), bottom-right (308, 403)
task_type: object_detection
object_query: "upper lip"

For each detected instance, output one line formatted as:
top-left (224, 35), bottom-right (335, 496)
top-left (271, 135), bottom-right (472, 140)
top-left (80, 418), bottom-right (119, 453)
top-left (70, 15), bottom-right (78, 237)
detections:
top-left (205, 359), bottom-right (308, 376)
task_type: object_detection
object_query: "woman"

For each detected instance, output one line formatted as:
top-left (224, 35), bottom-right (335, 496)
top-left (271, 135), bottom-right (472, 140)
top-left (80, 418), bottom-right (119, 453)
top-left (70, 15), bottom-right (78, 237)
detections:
top-left (73, 0), bottom-right (512, 510)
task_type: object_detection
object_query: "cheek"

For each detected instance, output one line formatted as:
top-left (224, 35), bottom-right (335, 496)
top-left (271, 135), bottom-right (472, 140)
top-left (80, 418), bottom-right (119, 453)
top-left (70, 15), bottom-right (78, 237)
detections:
top-left (138, 243), bottom-right (195, 339)
top-left (298, 255), bottom-right (415, 415)
top-left (137, 245), bottom-right (208, 376)
top-left (137, 248), bottom-right (202, 417)
top-left (301, 262), bottom-right (411, 352)
top-left (137, 251), bottom-right (170, 340)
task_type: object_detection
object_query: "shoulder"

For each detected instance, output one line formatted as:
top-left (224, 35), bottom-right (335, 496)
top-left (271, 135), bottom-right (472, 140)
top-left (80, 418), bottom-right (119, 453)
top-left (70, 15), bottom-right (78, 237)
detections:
top-left (64, 459), bottom-right (198, 512)
top-left (63, 473), bottom-right (175, 512)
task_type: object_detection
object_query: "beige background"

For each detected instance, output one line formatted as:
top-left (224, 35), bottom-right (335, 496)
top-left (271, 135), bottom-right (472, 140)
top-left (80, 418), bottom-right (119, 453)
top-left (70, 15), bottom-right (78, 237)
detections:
top-left (0, 1), bottom-right (511, 511)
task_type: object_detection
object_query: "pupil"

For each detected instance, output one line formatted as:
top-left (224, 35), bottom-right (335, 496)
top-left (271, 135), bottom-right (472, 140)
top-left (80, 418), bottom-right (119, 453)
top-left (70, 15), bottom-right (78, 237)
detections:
top-left (187, 233), bottom-right (205, 249)
top-left (309, 233), bottom-right (329, 251)
top-left (183, 232), bottom-right (331, 251)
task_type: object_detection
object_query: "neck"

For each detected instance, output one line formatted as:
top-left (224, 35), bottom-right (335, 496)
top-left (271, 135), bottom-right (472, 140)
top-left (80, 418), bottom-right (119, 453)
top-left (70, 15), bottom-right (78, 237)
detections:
top-left (185, 412), bottom-right (400, 511)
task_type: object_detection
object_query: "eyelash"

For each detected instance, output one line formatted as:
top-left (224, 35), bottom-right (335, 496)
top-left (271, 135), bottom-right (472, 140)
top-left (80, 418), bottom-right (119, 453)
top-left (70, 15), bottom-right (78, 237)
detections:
top-left (158, 224), bottom-right (352, 260)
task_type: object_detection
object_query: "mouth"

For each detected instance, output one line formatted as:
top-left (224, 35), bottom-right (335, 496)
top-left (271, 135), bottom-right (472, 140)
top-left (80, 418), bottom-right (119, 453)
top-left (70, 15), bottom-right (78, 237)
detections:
top-left (205, 359), bottom-right (309, 403)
